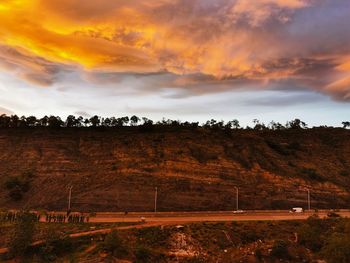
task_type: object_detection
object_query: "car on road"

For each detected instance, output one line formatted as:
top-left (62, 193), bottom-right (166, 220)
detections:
top-left (140, 216), bottom-right (146, 223)
top-left (233, 210), bottom-right (245, 214)
top-left (327, 212), bottom-right (340, 218)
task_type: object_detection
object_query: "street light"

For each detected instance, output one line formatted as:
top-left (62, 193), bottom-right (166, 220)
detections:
top-left (154, 187), bottom-right (158, 213)
top-left (307, 189), bottom-right (311, 211)
top-left (235, 186), bottom-right (239, 211)
top-left (67, 185), bottom-right (73, 212)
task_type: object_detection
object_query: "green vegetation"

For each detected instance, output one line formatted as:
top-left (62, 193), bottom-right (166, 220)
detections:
top-left (300, 167), bottom-right (324, 181)
top-left (296, 216), bottom-right (350, 263)
top-left (8, 211), bottom-right (36, 257)
top-left (0, 113), bottom-right (337, 131)
top-left (1, 218), bottom-right (350, 262)
top-left (38, 227), bottom-right (73, 261)
top-left (322, 233), bottom-right (350, 263)
top-left (298, 215), bottom-right (328, 251)
top-left (3, 171), bottom-right (34, 201)
top-left (135, 245), bottom-right (153, 263)
top-left (270, 240), bottom-right (290, 259)
top-left (102, 230), bottom-right (128, 257)
top-left (190, 146), bottom-right (217, 163)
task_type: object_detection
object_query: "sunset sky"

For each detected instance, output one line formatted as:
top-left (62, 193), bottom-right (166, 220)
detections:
top-left (0, 0), bottom-right (350, 126)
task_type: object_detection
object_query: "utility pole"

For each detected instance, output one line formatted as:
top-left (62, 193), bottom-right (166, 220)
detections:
top-left (307, 189), bottom-right (311, 211)
top-left (235, 186), bottom-right (239, 211)
top-left (67, 185), bottom-right (73, 212)
top-left (154, 187), bottom-right (158, 213)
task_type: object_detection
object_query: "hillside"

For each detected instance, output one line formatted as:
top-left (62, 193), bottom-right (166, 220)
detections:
top-left (0, 127), bottom-right (350, 212)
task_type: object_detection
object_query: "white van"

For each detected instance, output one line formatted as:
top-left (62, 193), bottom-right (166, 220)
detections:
top-left (290, 207), bottom-right (303, 213)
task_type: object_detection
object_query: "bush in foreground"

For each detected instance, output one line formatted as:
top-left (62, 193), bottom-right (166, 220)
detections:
top-left (322, 233), bottom-right (350, 263)
top-left (38, 227), bottom-right (73, 261)
top-left (103, 230), bottom-right (128, 257)
top-left (270, 240), bottom-right (290, 259)
top-left (8, 212), bottom-right (36, 257)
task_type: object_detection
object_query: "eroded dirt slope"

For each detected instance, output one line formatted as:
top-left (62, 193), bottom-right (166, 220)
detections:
top-left (0, 127), bottom-right (349, 211)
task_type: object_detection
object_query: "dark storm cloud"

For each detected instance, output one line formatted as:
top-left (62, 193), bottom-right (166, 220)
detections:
top-left (0, 45), bottom-right (70, 86)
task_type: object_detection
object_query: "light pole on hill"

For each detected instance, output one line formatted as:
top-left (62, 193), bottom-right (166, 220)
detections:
top-left (307, 189), bottom-right (311, 211)
top-left (235, 186), bottom-right (239, 211)
top-left (154, 187), bottom-right (158, 213)
top-left (67, 185), bottom-right (73, 213)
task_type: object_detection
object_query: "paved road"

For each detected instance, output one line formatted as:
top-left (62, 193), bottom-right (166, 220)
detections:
top-left (90, 210), bottom-right (350, 223)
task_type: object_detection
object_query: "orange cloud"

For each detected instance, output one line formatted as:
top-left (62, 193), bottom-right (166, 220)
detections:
top-left (0, 0), bottom-right (309, 76)
top-left (0, 0), bottom-right (350, 101)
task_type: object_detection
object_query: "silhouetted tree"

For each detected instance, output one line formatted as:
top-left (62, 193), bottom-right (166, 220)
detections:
top-left (269, 121), bottom-right (285, 130)
top-left (102, 117), bottom-right (111, 127)
top-left (182, 121), bottom-right (199, 129)
top-left (253, 119), bottom-right (266, 130)
top-left (76, 116), bottom-right (83, 127)
top-left (115, 116), bottom-right (129, 127)
top-left (65, 115), bottom-right (76, 128)
top-left (0, 114), bottom-right (10, 127)
top-left (214, 120), bottom-right (224, 129)
top-left (342, 121), bottom-right (350, 129)
top-left (48, 116), bottom-right (63, 128)
top-left (286, 119), bottom-right (307, 129)
top-left (89, 115), bottom-right (100, 127)
top-left (142, 117), bottom-right (153, 126)
top-left (26, 116), bottom-right (37, 127)
top-left (107, 117), bottom-right (115, 127)
top-left (130, 115), bottom-right (140, 126)
top-left (0, 114), bottom-right (322, 131)
top-left (203, 119), bottom-right (218, 128)
top-left (9, 115), bottom-right (20, 128)
top-left (83, 118), bottom-right (90, 127)
top-left (39, 116), bottom-right (49, 127)
top-left (231, 119), bottom-right (240, 129)
top-left (18, 116), bottom-right (28, 127)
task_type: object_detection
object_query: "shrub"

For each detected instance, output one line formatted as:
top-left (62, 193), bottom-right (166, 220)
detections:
top-left (3, 173), bottom-right (32, 201)
top-left (322, 233), bottom-right (350, 263)
top-left (136, 227), bottom-right (170, 247)
top-left (288, 141), bottom-right (301, 151)
top-left (266, 140), bottom-right (289, 155)
top-left (103, 230), bottom-right (128, 257)
top-left (224, 146), bottom-right (252, 169)
top-left (39, 227), bottom-right (73, 261)
top-left (339, 170), bottom-right (349, 177)
top-left (298, 217), bottom-right (328, 251)
top-left (135, 245), bottom-right (152, 263)
top-left (270, 240), bottom-right (289, 259)
top-left (190, 147), bottom-right (217, 163)
top-left (255, 247), bottom-right (263, 260)
top-left (183, 256), bottom-right (207, 263)
top-left (8, 211), bottom-right (36, 257)
top-left (300, 168), bottom-right (324, 181)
